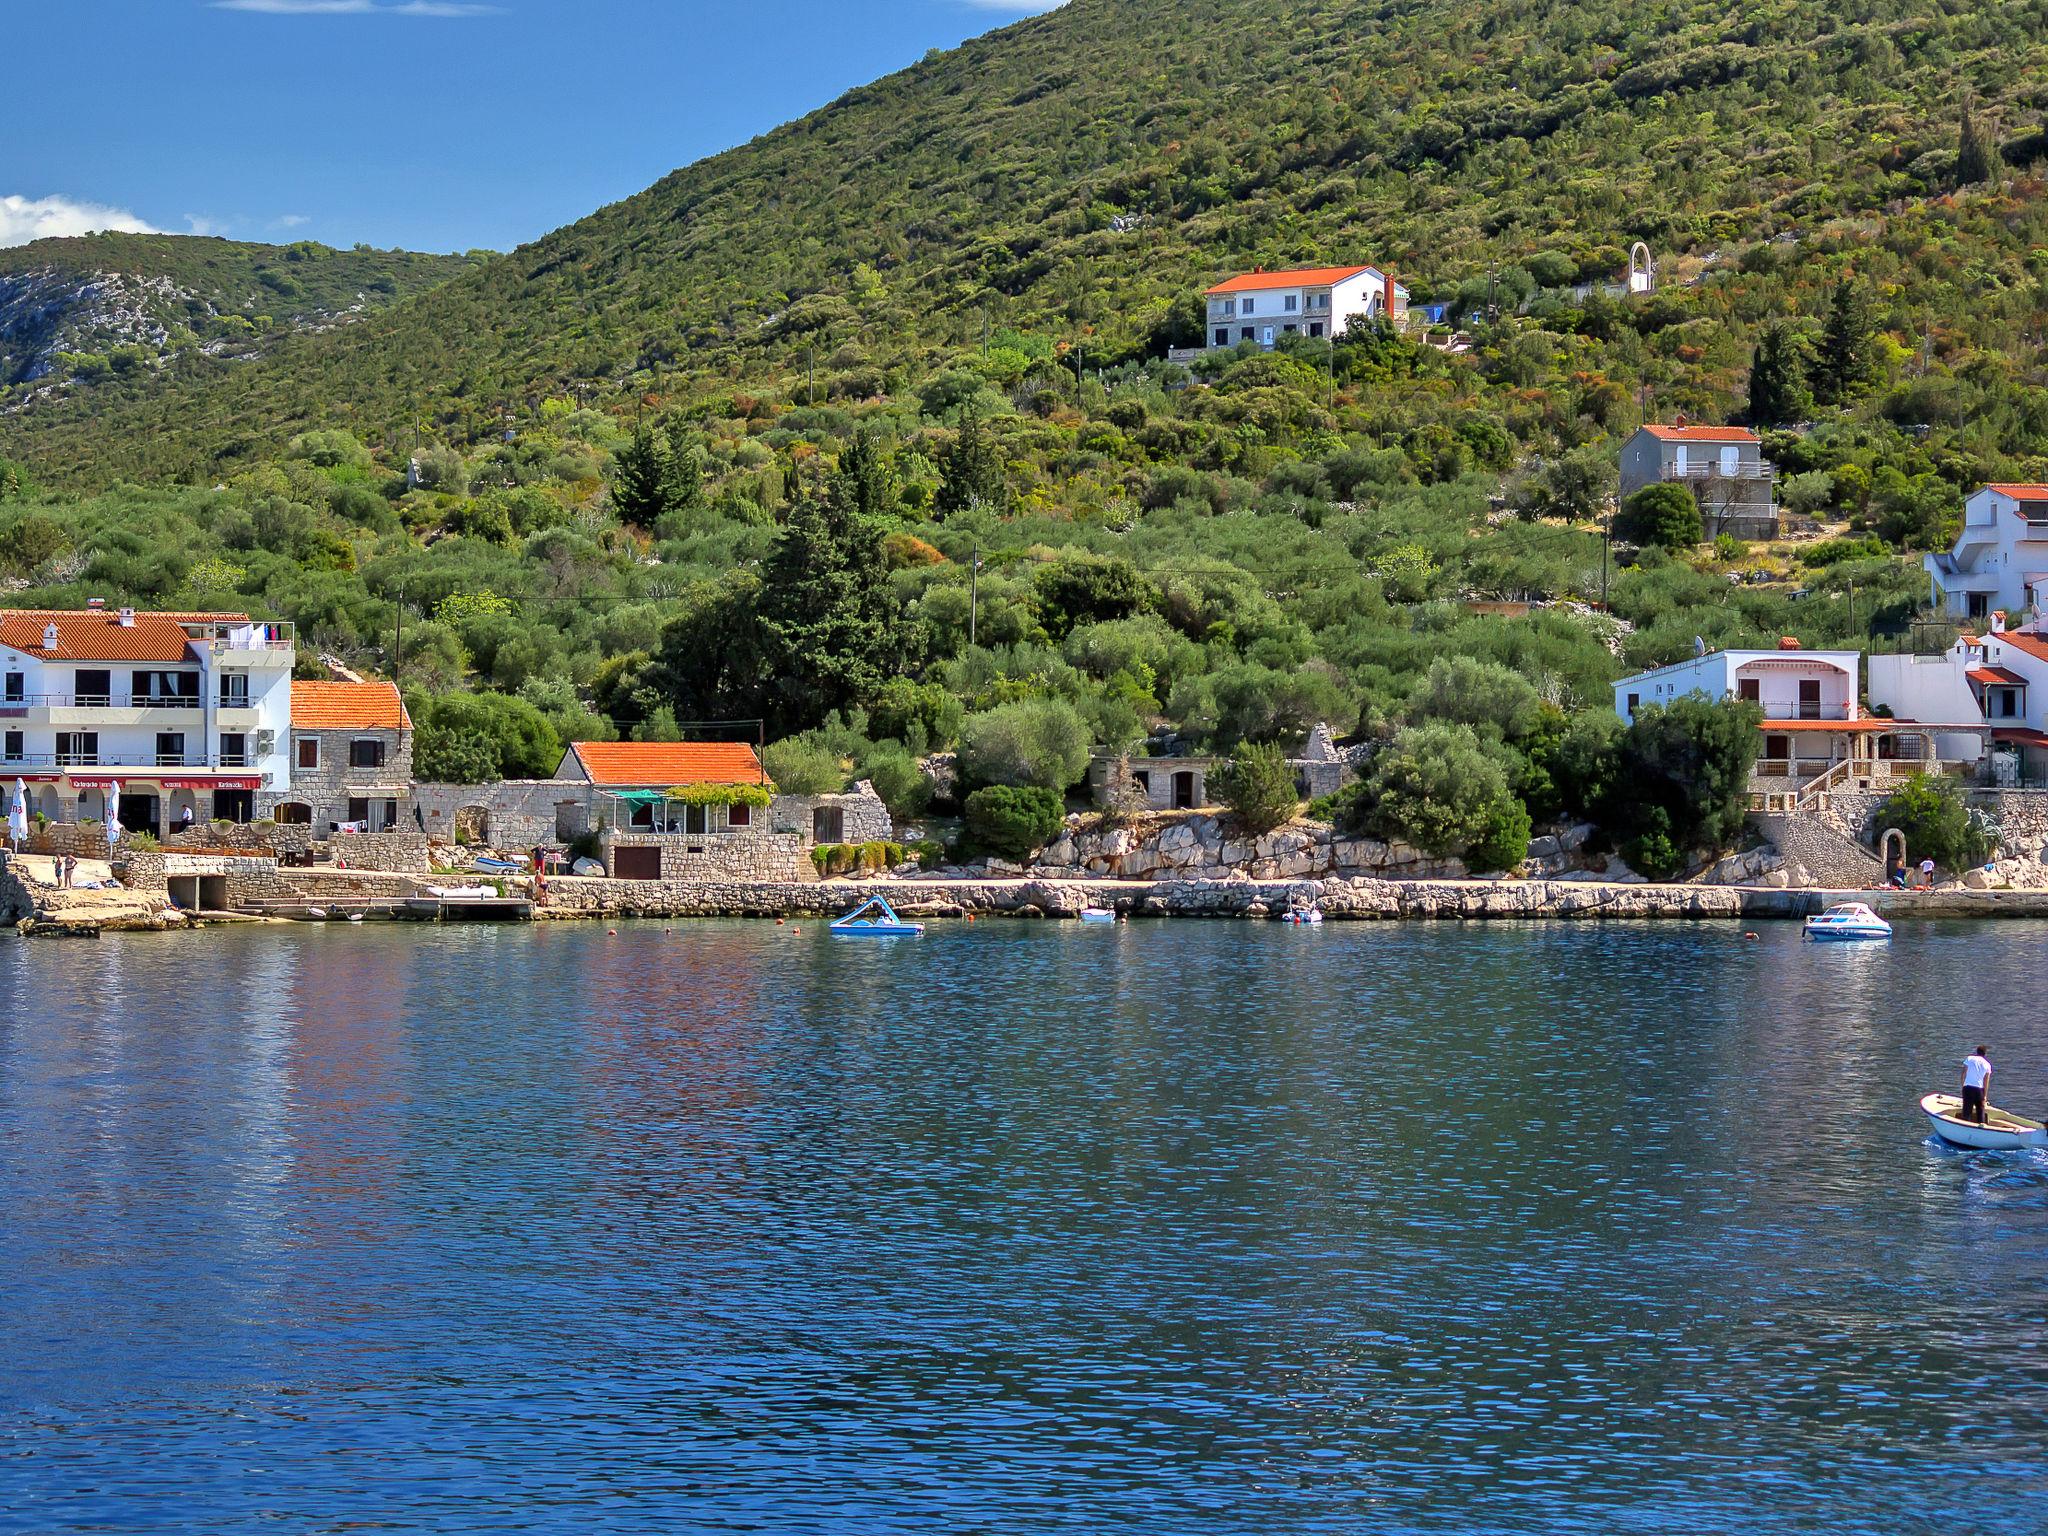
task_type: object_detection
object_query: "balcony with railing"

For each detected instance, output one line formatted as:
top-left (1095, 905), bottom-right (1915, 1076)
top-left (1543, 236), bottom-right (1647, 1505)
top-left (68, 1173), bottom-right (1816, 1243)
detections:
top-left (0, 752), bottom-right (240, 771)
top-left (1663, 460), bottom-right (1774, 483)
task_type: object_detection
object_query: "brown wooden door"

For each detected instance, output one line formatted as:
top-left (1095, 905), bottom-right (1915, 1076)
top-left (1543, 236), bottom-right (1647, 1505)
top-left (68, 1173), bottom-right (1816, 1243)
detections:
top-left (612, 846), bottom-right (662, 881)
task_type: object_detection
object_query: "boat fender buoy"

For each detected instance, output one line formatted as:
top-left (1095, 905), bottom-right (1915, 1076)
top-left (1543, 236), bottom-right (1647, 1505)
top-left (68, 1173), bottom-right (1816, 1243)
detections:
top-left (607, 928), bottom-right (617, 936)
top-left (776, 918), bottom-right (785, 926)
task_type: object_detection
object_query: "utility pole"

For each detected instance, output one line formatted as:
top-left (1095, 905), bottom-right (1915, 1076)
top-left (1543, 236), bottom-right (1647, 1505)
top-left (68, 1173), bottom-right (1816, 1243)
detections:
top-left (393, 583), bottom-right (405, 687)
top-left (807, 345), bottom-right (815, 407)
top-left (1601, 504), bottom-right (1612, 609)
top-left (982, 308), bottom-right (990, 356)
top-left (969, 541), bottom-right (982, 648)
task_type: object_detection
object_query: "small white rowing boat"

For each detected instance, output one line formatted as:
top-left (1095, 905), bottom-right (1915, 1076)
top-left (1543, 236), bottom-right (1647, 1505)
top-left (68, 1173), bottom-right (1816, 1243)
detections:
top-left (1280, 906), bottom-right (1322, 924)
top-left (1920, 1092), bottom-right (2048, 1151)
top-left (1079, 907), bottom-right (1116, 923)
top-left (1804, 901), bottom-right (1891, 941)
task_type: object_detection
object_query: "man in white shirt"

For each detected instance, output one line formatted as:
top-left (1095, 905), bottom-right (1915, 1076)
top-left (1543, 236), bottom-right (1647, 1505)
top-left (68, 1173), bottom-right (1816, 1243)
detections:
top-left (1962, 1047), bottom-right (1993, 1125)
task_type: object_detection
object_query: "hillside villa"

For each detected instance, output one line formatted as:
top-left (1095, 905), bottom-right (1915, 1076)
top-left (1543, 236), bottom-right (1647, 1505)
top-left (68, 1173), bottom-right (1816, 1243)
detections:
top-left (1, 605), bottom-right (294, 835)
top-left (1923, 484), bottom-right (2048, 623)
top-left (1200, 265), bottom-right (1408, 352)
top-left (1612, 640), bottom-right (1972, 808)
top-left (1618, 424), bottom-right (1777, 540)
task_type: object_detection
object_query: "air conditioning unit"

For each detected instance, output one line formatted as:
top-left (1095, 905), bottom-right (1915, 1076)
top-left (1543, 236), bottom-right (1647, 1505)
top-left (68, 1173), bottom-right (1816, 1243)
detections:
top-left (254, 730), bottom-right (276, 755)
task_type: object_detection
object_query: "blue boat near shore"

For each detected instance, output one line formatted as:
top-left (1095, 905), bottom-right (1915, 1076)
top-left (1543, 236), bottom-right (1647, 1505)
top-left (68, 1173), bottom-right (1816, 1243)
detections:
top-left (830, 894), bottom-right (924, 937)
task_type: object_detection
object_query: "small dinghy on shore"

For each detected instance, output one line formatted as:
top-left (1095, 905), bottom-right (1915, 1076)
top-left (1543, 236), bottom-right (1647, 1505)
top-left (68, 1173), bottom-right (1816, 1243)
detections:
top-left (1280, 905), bottom-right (1323, 925)
top-left (830, 893), bottom-right (924, 937)
top-left (1804, 901), bottom-right (1891, 941)
top-left (1920, 1093), bottom-right (2048, 1151)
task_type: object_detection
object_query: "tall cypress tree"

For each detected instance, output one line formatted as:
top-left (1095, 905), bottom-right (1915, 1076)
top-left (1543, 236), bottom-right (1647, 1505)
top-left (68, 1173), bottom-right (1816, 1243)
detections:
top-left (1957, 102), bottom-right (2002, 187)
top-left (1747, 322), bottom-right (1813, 426)
top-left (935, 409), bottom-right (1006, 519)
top-left (1812, 282), bottom-right (1878, 407)
top-left (610, 419), bottom-right (672, 526)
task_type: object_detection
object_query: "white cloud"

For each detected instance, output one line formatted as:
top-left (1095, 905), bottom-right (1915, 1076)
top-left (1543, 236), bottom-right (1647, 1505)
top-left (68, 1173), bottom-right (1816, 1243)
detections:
top-left (275, 214), bottom-right (311, 229)
top-left (0, 194), bottom-right (160, 248)
top-left (185, 214), bottom-right (230, 237)
top-left (211, 0), bottom-right (501, 15)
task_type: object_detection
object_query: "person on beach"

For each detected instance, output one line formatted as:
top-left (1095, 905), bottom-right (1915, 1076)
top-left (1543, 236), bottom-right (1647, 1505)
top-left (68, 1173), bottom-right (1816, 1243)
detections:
top-left (1962, 1047), bottom-right (1993, 1126)
top-left (1919, 856), bottom-right (1936, 889)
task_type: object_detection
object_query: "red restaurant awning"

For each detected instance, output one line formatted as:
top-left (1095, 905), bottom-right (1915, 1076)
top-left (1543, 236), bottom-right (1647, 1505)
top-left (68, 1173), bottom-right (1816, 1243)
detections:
top-left (160, 777), bottom-right (261, 790)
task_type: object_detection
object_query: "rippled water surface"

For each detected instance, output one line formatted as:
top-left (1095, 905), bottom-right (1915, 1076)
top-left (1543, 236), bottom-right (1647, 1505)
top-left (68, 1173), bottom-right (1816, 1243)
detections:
top-left (4, 918), bottom-right (2048, 1533)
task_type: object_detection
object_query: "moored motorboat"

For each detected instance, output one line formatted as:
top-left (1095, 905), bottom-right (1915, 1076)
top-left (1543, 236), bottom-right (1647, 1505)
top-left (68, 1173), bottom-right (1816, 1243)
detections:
top-left (1804, 901), bottom-right (1892, 941)
top-left (830, 894), bottom-right (924, 936)
top-left (1920, 1092), bottom-right (2048, 1150)
top-left (1079, 907), bottom-right (1116, 923)
top-left (1280, 906), bottom-right (1323, 924)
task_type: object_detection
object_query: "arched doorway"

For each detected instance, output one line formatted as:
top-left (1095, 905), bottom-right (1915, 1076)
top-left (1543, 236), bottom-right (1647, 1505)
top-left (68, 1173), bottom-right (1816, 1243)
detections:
top-left (1879, 827), bottom-right (1907, 885)
top-left (1628, 241), bottom-right (1655, 294)
top-left (273, 801), bottom-right (313, 826)
top-left (75, 786), bottom-right (107, 825)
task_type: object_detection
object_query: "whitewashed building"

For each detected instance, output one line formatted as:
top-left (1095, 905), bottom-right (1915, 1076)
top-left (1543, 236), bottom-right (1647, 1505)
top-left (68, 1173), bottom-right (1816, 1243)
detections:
top-left (0, 606), bottom-right (294, 834)
top-left (1869, 616), bottom-right (2048, 785)
top-left (1923, 483), bottom-right (2048, 623)
top-left (1202, 265), bottom-right (1408, 351)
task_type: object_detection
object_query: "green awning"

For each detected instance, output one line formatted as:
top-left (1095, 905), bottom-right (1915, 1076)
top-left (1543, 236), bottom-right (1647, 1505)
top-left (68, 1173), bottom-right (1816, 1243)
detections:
top-left (607, 789), bottom-right (671, 805)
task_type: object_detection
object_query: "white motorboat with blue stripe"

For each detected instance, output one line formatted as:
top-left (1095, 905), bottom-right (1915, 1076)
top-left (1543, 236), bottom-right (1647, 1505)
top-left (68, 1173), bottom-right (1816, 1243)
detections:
top-left (1803, 901), bottom-right (1891, 941)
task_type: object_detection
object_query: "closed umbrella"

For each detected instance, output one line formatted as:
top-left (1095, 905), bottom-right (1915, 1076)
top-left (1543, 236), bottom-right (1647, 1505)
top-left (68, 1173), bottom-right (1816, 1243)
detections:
top-left (106, 809), bottom-right (121, 853)
top-left (6, 779), bottom-right (25, 849)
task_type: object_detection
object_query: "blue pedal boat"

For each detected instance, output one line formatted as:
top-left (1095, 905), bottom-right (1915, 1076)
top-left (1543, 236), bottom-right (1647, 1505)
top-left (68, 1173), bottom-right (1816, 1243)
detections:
top-left (830, 893), bottom-right (925, 936)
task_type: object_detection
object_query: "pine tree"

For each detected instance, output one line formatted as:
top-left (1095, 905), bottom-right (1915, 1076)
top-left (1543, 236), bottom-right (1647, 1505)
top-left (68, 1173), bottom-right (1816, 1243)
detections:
top-left (1746, 322), bottom-right (1812, 426)
top-left (934, 409), bottom-right (1006, 519)
top-left (835, 426), bottom-right (898, 521)
top-left (1957, 102), bottom-right (2002, 187)
top-left (610, 419), bottom-right (672, 526)
top-left (1812, 281), bottom-right (1878, 407)
top-left (752, 479), bottom-right (913, 734)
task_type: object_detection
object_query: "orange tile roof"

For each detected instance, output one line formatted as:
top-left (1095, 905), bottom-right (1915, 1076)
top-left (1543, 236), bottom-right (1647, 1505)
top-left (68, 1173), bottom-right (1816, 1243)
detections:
top-left (568, 740), bottom-right (770, 788)
top-left (292, 680), bottom-right (410, 731)
top-left (1994, 630), bottom-right (2048, 664)
top-left (1641, 424), bottom-right (1760, 443)
top-left (1759, 719), bottom-right (1884, 731)
top-left (0, 609), bottom-right (232, 663)
top-left (1982, 483), bottom-right (2048, 500)
top-left (1993, 727), bottom-right (2048, 749)
top-left (1206, 265), bottom-right (1391, 295)
top-left (1968, 665), bottom-right (2029, 687)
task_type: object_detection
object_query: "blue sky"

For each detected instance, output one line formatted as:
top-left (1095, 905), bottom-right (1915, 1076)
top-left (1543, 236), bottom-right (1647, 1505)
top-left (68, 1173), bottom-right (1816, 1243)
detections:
top-left (2, 0), bottom-right (1063, 253)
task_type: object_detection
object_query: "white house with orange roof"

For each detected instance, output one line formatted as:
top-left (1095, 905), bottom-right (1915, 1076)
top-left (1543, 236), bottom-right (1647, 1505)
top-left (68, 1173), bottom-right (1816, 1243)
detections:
top-left (1202, 265), bottom-right (1408, 352)
top-left (1923, 484), bottom-right (2048, 623)
top-left (0, 604), bottom-right (294, 834)
top-left (1614, 639), bottom-right (1967, 807)
top-left (1870, 614), bottom-right (2048, 786)
top-left (1618, 423), bottom-right (1777, 539)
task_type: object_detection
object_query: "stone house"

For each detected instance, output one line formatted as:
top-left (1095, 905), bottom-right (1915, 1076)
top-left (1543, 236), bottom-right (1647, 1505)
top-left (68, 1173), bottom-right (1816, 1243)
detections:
top-left (1087, 725), bottom-right (1357, 811)
top-left (1618, 424), bottom-right (1777, 540)
top-left (263, 680), bottom-right (414, 833)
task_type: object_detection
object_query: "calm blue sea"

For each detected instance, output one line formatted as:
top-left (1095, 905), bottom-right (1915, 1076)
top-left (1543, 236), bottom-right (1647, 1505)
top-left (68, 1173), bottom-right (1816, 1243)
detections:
top-left (3, 918), bottom-right (2046, 1534)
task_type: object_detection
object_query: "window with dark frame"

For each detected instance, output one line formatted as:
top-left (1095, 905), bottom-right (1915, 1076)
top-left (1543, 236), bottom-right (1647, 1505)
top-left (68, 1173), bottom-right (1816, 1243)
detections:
top-left (350, 739), bottom-right (385, 770)
top-left (297, 737), bottom-right (320, 770)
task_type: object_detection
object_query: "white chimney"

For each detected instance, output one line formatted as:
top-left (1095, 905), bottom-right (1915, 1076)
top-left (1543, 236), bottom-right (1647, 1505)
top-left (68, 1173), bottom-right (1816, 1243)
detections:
top-left (117, 606), bottom-right (136, 628)
top-left (42, 623), bottom-right (58, 650)
top-left (1992, 610), bottom-right (2007, 634)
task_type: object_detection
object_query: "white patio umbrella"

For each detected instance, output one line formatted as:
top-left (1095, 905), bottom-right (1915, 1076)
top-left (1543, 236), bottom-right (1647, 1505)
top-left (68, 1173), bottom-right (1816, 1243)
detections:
top-left (106, 808), bottom-right (122, 853)
top-left (6, 779), bottom-right (26, 849)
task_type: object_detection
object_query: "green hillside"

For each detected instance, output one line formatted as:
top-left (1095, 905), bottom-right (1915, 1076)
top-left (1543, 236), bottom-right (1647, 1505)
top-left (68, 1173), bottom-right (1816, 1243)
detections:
top-left (0, 233), bottom-right (475, 394)
top-left (2, 0), bottom-right (2047, 874)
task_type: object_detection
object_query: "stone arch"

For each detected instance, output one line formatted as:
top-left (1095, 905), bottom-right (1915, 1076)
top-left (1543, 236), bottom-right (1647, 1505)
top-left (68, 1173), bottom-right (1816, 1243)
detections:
top-left (35, 786), bottom-right (59, 822)
top-left (1628, 241), bottom-right (1654, 294)
top-left (1879, 826), bottom-right (1907, 874)
top-left (273, 801), bottom-right (313, 826)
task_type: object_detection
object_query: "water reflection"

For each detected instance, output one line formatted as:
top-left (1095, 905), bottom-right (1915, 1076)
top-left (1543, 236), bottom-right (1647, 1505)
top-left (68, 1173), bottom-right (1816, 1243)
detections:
top-left (2, 919), bottom-right (2047, 1532)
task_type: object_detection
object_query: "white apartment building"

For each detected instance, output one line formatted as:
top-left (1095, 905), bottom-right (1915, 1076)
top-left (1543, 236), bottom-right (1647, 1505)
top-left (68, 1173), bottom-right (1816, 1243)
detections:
top-left (0, 605), bottom-right (294, 835)
top-left (1924, 484), bottom-right (2048, 623)
top-left (1203, 265), bottom-right (1408, 351)
top-left (1870, 615), bottom-right (2048, 785)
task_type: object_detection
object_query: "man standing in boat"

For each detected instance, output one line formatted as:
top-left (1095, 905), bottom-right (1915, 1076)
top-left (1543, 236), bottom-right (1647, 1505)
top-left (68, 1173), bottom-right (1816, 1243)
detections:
top-left (1962, 1047), bottom-right (1993, 1126)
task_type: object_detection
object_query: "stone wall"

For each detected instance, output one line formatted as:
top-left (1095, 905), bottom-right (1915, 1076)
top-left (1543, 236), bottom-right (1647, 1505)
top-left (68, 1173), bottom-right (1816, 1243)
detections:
top-left (1970, 789), bottom-right (2048, 859)
top-left (159, 852), bottom-right (291, 910)
top-left (329, 830), bottom-right (431, 874)
top-left (163, 821), bottom-right (316, 858)
top-left (1026, 811), bottom-right (1607, 883)
top-left (119, 850), bottom-right (167, 891)
top-left (765, 783), bottom-right (894, 846)
top-left (1754, 811), bottom-right (1886, 889)
top-left (414, 779), bottom-right (585, 851)
top-left (282, 868), bottom-right (445, 902)
top-left (601, 829), bottom-right (813, 882)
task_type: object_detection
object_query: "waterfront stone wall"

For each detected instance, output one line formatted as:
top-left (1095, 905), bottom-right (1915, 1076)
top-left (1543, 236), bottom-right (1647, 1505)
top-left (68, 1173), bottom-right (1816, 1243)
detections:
top-left (329, 830), bottom-right (431, 874)
top-left (535, 872), bottom-right (2048, 923)
top-left (1971, 790), bottom-right (2048, 859)
top-left (600, 829), bottom-right (814, 882)
top-left (282, 868), bottom-right (447, 902)
top-left (118, 850), bottom-right (167, 891)
top-left (163, 821), bottom-right (316, 858)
